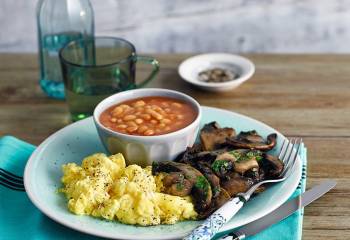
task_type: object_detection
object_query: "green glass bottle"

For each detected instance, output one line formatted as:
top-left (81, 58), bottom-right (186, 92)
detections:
top-left (36, 0), bottom-right (94, 99)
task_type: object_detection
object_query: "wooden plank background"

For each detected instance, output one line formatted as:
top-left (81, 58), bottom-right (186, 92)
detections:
top-left (0, 53), bottom-right (349, 239)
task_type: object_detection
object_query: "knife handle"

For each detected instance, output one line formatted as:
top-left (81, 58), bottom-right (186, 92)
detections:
top-left (183, 197), bottom-right (244, 240)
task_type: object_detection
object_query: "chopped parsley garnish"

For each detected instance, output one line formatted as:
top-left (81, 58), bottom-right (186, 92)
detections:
top-left (213, 186), bottom-right (221, 195)
top-left (195, 176), bottom-right (210, 192)
top-left (211, 160), bottom-right (230, 173)
top-left (229, 150), bottom-right (241, 159)
top-left (229, 150), bottom-right (262, 162)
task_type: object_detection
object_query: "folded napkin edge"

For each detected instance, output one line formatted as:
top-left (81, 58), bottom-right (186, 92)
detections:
top-left (0, 135), bottom-right (36, 149)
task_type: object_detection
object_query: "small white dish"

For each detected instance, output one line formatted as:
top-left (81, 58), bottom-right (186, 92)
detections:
top-left (178, 53), bottom-right (255, 92)
top-left (93, 88), bottom-right (202, 166)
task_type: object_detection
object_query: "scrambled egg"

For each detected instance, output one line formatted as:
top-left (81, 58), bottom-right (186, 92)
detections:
top-left (60, 153), bottom-right (197, 226)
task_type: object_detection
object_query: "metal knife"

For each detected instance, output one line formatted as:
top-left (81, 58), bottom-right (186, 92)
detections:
top-left (218, 180), bottom-right (336, 240)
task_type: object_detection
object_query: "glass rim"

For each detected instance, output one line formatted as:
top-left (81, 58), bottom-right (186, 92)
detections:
top-left (59, 36), bottom-right (137, 68)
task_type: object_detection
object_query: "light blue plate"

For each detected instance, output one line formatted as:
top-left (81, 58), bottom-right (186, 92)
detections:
top-left (24, 107), bottom-right (301, 240)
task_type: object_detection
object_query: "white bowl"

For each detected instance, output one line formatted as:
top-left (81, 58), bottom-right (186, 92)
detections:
top-left (93, 88), bottom-right (202, 166)
top-left (178, 53), bottom-right (255, 92)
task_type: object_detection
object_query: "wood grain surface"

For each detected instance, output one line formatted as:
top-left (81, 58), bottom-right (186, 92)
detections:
top-left (0, 53), bottom-right (349, 239)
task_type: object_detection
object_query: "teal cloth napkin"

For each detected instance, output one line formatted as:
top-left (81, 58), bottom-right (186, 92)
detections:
top-left (0, 136), bottom-right (307, 240)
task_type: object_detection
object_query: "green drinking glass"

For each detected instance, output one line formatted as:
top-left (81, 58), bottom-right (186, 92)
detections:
top-left (59, 37), bottom-right (159, 121)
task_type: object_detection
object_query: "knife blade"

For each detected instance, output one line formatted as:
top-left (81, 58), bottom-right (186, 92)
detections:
top-left (218, 180), bottom-right (336, 240)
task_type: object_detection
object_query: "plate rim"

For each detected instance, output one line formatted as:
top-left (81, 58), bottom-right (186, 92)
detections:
top-left (24, 106), bottom-right (301, 239)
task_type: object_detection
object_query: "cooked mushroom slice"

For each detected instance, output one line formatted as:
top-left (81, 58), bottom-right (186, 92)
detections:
top-left (211, 151), bottom-right (240, 177)
top-left (234, 158), bottom-right (259, 175)
top-left (253, 185), bottom-right (266, 194)
top-left (162, 172), bottom-right (192, 197)
top-left (197, 188), bottom-right (231, 219)
top-left (192, 175), bottom-right (213, 211)
top-left (244, 167), bottom-right (261, 182)
top-left (213, 188), bottom-right (231, 208)
top-left (211, 159), bottom-right (234, 178)
top-left (221, 173), bottom-right (253, 197)
top-left (215, 152), bottom-right (236, 162)
top-left (152, 161), bottom-right (212, 211)
top-left (178, 150), bottom-right (217, 165)
top-left (195, 161), bottom-right (221, 197)
top-left (200, 122), bottom-right (235, 151)
top-left (259, 153), bottom-right (284, 178)
top-left (222, 149), bottom-right (261, 175)
top-left (174, 144), bottom-right (203, 162)
top-left (224, 131), bottom-right (277, 151)
top-left (176, 150), bottom-right (221, 197)
top-left (237, 130), bottom-right (264, 143)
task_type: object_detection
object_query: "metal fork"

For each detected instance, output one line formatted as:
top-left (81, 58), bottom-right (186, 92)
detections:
top-left (0, 168), bottom-right (25, 191)
top-left (184, 138), bottom-right (303, 240)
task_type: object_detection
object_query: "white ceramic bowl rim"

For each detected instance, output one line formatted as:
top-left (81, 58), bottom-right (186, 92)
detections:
top-left (178, 53), bottom-right (255, 87)
top-left (93, 88), bottom-right (202, 141)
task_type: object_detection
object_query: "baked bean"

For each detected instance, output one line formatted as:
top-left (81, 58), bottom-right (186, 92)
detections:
top-left (135, 118), bottom-right (143, 124)
top-left (144, 129), bottom-right (155, 136)
top-left (171, 102), bottom-right (182, 108)
top-left (126, 121), bottom-right (138, 127)
top-left (119, 104), bottom-right (129, 109)
top-left (126, 126), bottom-right (138, 133)
top-left (111, 107), bottom-right (123, 116)
top-left (99, 96), bottom-right (197, 136)
top-left (124, 115), bottom-right (137, 121)
top-left (169, 114), bottom-right (176, 120)
top-left (146, 109), bottom-right (163, 120)
top-left (123, 107), bottom-right (134, 115)
top-left (138, 125), bottom-right (148, 133)
top-left (140, 114), bottom-right (151, 120)
top-left (161, 102), bottom-right (170, 107)
top-left (161, 118), bottom-right (171, 124)
top-left (152, 105), bottom-right (162, 111)
top-left (133, 100), bottom-right (146, 107)
top-left (157, 108), bottom-right (167, 115)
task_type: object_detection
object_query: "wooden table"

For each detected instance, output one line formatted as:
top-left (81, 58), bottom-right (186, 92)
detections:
top-left (0, 53), bottom-right (349, 239)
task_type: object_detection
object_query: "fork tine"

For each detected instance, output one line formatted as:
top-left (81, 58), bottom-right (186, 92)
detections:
top-left (278, 139), bottom-right (287, 159)
top-left (0, 169), bottom-right (24, 184)
top-left (282, 138), bottom-right (296, 168)
top-left (281, 138), bottom-right (303, 178)
top-left (279, 138), bottom-right (293, 164)
top-left (0, 176), bottom-right (25, 189)
top-left (281, 138), bottom-right (297, 175)
top-left (0, 180), bottom-right (25, 191)
top-left (0, 168), bottom-right (23, 180)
